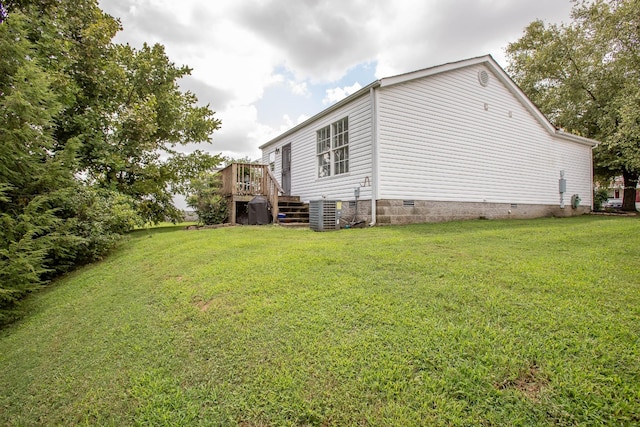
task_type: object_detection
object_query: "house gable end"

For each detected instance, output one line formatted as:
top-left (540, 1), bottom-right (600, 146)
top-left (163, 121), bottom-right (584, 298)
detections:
top-left (374, 58), bottom-right (595, 207)
top-left (379, 55), bottom-right (597, 148)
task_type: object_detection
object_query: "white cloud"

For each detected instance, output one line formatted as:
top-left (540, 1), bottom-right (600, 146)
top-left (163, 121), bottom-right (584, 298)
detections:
top-left (213, 104), bottom-right (263, 158)
top-left (247, 115), bottom-right (292, 153)
top-left (323, 82), bottom-right (363, 105)
top-left (289, 81), bottom-right (310, 97)
top-left (246, 113), bottom-right (313, 155)
top-left (296, 114), bottom-right (310, 125)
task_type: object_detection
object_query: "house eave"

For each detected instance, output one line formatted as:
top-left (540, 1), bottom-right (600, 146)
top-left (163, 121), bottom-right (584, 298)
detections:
top-left (378, 54), bottom-right (494, 87)
top-left (555, 129), bottom-right (599, 147)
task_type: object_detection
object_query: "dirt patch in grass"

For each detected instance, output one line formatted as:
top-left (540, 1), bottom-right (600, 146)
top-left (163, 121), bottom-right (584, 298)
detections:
top-left (194, 299), bottom-right (213, 312)
top-left (497, 363), bottom-right (549, 401)
top-left (191, 294), bottom-right (239, 314)
top-left (192, 295), bottom-right (217, 312)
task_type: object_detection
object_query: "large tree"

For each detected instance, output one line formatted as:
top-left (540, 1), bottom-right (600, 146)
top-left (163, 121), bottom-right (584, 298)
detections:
top-left (506, 0), bottom-right (640, 211)
top-left (0, 5), bottom-right (142, 321)
top-left (9, 0), bottom-right (223, 222)
top-left (71, 41), bottom-right (223, 222)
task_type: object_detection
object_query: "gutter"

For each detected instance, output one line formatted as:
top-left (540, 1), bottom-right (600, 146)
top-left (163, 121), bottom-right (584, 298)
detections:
top-left (555, 129), bottom-right (599, 148)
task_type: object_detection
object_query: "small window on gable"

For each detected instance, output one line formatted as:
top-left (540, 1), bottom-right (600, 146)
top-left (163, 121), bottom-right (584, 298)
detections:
top-left (316, 117), bottom-right (349, 178)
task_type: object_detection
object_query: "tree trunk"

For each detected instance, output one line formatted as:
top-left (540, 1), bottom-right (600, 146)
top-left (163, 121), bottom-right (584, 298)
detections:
top-left (622, 170), bottom-right (638, 212)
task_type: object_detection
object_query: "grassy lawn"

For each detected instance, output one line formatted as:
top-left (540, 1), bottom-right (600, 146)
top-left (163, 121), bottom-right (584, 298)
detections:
top-left (1, 216), bottom-right (639, 426)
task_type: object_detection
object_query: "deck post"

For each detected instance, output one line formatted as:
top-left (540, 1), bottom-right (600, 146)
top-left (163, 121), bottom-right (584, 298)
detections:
top-left (229, 198), bottom-right (236, 224)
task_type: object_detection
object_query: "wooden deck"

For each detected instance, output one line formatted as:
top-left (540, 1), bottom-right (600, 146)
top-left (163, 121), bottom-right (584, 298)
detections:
top-left (219, 163), bottom-right (284, 224)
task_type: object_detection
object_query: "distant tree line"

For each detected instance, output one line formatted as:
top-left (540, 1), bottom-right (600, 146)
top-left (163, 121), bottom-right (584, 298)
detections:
top-left (0, 0), bottom-right (222, 323)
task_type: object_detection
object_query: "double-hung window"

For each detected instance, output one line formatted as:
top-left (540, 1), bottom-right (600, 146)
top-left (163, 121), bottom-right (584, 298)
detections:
top-left (316, 117), bottom-right (349, 178)
top-left (317, 125), bottom-right (331, 178)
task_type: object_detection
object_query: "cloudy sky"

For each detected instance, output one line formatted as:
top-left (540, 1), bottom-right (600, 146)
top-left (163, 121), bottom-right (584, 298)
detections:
top-left (97, 0), bottom-right (574, 161)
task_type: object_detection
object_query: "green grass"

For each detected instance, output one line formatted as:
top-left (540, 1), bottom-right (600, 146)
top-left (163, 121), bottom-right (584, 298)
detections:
top-left (1, 217), bottom-right (639, 426)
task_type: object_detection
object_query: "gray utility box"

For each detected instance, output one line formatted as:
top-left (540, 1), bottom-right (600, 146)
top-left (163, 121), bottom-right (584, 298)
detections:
top-left (309, 200), bottom-right (340, 231)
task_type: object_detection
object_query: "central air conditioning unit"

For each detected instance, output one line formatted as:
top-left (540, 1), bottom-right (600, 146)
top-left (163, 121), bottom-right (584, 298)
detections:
top-left (309, 200), bottom-right (340, 231)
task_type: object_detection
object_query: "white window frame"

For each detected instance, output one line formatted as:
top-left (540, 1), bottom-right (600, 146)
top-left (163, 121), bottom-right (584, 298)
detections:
top-left (333, 117), bottom-right (349, 175)
top-left (316, 117), bottom-right (349, 178)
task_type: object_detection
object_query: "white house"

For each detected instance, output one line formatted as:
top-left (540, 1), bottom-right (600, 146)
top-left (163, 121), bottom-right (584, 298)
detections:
top-left (260, 55), bottom-right (598, 225)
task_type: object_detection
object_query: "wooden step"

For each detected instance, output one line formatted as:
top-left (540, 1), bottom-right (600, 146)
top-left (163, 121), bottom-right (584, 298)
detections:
top-left (278, 207), bottom-right (309, 214)
top-left (277, 196), bottom-right (309, 224)
top-left (278, 211), bottom-right (309, 221)
top-left (279, 215), bottom-right (309, 223)
top-left (278, 196), bottom-right (302, 203)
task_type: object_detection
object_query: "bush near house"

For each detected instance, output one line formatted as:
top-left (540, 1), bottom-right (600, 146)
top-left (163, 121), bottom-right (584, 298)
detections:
top-left (593, 188), bottom-right (609, 211)
top-left (186, 172), bottom-right (228, 225)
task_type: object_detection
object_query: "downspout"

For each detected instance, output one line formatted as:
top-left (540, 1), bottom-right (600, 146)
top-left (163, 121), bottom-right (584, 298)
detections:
top-left (369, 85), bottom-right (379, 226)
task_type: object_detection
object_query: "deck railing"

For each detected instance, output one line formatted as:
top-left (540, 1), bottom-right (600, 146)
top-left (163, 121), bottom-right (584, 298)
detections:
top-left (219, 163), bottom-right (284, 223)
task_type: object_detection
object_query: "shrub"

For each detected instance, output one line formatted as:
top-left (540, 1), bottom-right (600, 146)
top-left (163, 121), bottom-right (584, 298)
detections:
top-left (0, 188), bottom-right (62, 323)
top-left (594, 188), bottom-right (609, 211)
top-left (49, 187), bottom-right (143, 270)
top-left (0, 185), bottom-right (143, 324)
top-left (187, 172), bottom-right (228, 225)
top-left (0, 215), bottom-right (50, 323)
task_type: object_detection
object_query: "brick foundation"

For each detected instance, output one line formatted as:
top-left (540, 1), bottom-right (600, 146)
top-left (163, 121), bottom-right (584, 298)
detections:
top-left (374, 200), bottom-right (590, 225)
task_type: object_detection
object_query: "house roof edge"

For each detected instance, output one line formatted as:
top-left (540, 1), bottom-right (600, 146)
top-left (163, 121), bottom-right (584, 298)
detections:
top-left (555, 129), bottom-right (599, 147)
top-left (378, 54), bottom-right (494, 87)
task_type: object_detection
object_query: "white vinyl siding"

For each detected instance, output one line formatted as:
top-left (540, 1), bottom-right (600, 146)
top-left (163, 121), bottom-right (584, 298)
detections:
top-left (266, 93), bottom-right (373, 202)
top-left (376, 64), bottom-right (593, 206)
